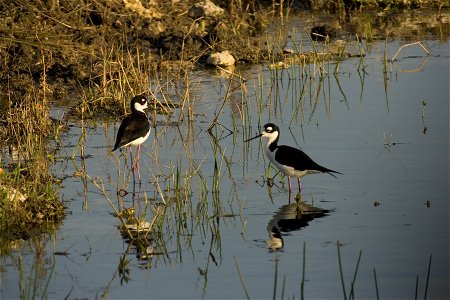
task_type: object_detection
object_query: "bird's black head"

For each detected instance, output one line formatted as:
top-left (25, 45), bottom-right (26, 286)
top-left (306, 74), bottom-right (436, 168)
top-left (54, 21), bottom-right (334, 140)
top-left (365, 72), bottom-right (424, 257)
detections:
top-left (264, 123), bottom-right (279, 134)
top-left (244, 122), bottom-right (280, 143)
top-left (130, 95), bottom-right (148, 113)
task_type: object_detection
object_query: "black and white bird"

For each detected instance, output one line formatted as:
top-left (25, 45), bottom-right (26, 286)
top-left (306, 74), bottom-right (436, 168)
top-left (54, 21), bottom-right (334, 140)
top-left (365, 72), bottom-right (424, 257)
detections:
top-left (245, 123), bottom-right (341, 193)
top-left (113, 95), bottom-right (151, 181)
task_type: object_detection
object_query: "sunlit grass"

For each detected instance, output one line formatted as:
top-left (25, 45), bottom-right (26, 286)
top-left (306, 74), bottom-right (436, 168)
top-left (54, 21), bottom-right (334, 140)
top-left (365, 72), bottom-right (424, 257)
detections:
top-left (0, 49), bottom-right (65, 255)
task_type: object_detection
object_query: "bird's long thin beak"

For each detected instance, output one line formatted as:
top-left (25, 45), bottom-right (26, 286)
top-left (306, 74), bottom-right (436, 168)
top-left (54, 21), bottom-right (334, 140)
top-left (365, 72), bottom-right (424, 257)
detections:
top-left (244, 133), bottom-right (263, 142)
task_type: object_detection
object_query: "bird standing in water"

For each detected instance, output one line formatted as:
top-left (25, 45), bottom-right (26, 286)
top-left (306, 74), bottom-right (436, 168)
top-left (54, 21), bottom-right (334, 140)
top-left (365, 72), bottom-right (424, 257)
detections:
top-left (245, 123), bottom-right (341, 194)
top-left (113, 95), bottom-right (151, 182)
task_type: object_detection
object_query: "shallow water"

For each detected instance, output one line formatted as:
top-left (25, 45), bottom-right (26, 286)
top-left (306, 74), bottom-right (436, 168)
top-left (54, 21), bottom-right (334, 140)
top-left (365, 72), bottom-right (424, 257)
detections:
top-left (2, 16), bottom-right (449, 300)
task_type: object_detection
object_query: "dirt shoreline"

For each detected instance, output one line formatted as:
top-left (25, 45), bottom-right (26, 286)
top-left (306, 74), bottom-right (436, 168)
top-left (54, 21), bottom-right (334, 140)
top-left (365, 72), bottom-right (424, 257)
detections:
top-left (1, 1), bottom-right (448, 115)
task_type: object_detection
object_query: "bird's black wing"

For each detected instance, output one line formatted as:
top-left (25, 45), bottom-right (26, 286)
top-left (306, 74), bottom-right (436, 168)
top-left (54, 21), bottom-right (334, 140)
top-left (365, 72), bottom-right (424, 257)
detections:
top-left (275, 145), bottom-right (341, 176)
top-left (113, 113), bottom-right (150, 150)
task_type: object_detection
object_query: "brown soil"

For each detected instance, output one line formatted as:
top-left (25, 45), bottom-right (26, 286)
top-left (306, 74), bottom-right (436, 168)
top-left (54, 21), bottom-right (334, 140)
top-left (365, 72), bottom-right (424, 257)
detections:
top-left (0, 1), bottom-right (448, 116)
top-left (1, 1), bottom-right (267, 113)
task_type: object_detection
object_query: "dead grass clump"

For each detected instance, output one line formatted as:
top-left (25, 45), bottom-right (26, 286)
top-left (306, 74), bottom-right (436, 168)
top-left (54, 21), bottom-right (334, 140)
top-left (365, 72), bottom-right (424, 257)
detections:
top-left (0, 167), bottom-right (65, 252)
top-left (0, 49), bottom-right (65, 254)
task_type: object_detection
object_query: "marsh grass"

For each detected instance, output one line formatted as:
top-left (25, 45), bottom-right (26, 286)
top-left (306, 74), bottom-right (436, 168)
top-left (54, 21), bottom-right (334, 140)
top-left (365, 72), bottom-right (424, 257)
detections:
top-left (0, 49), bottom-right (65, 254)
top-left (0, 166), bottom-right (64, 243)
top-left (336, 241), bottom-right (363, 300)
top-left (18, 254), bottom-right (55, 300)
top-left (76, 45), bottom-right (176, 118)
top-left (235, 240), bottom-right (434, 299)
top-left (84, 113), bottom-right (229, 268)
top-left (73, 62), bottom-right (216, 252)
top-left (72, 10), bottom-right (377, 293)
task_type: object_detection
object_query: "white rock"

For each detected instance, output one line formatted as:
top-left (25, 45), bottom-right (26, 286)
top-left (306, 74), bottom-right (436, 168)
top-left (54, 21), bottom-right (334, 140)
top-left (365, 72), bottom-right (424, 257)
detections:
top-left (188, 0), bottom-right (225, 18)
top-left (206, 51), bottom-right (235, 67)
top-left (123, 0), bottom-right (163, 19)
top-left (0, 184), bottom-right (27, 203)
top-left (125, 220), bottom-right (152, 232)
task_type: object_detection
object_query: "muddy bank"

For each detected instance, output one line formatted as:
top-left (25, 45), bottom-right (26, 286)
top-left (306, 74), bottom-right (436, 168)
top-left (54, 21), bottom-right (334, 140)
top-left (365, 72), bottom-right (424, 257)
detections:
top-left (1, 1), bottom-right (448, 115)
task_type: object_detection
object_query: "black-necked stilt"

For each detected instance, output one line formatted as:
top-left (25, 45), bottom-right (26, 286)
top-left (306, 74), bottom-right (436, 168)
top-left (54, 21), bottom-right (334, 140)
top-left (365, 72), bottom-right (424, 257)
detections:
top-left (113, 95), bottom-right (151, 181)
top-left (245, 123), bottom-right (341, 193)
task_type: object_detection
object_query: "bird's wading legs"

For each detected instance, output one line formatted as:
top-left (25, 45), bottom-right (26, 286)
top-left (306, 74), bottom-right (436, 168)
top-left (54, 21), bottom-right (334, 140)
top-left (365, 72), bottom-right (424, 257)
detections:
top-left (129, 147), bottom-right (136, 183)
top-left (136, 144), bottom-right (142, 184)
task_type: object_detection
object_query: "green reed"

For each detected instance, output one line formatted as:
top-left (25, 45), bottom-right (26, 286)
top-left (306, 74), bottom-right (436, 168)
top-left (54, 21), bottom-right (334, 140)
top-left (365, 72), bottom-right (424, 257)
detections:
top-left (373, 268), bottom-right (380, 300)
top-left (301, 241), bottom-right (306, 300)
top-left (337, 240), bottom-right (362, 300)
top-left (234, 240), bottom-right (434, 299)
top-left (17, 246), bottom-right (56, 300)
top-left (415, 254), bottom-right (432, 300)
top-left (234, 256), bottom-right (251, 300)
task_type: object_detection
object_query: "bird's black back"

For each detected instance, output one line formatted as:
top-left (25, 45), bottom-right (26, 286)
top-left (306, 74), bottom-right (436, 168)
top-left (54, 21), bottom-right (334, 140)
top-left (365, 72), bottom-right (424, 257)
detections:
top-left (113, 112), bottom-right (150, 151)
top-left (274, 145), bottom-right (341, 176)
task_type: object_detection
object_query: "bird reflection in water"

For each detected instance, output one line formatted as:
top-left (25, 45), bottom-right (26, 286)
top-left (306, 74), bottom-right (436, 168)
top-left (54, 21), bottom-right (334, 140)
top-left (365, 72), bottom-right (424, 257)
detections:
top-left (266, 196), bottom-right (330, 251)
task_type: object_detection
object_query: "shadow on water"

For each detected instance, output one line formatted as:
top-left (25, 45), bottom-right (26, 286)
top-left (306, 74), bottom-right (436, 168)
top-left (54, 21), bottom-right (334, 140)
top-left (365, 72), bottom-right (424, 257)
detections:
top-left (266, 196), bottom-right (330, 251)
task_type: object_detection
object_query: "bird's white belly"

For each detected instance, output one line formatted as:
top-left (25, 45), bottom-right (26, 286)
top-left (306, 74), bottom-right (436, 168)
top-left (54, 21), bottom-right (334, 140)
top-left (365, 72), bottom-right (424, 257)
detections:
top-left (125, 128), bottom-right (151, 147)
top-left (266, 147), bottom-right (319, 178)
top-left (275, 162), bottom-right (308, 177)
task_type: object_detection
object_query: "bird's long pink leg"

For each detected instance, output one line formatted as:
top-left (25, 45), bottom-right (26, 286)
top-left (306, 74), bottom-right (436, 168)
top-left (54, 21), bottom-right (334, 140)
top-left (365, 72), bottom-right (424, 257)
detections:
top-left (288, 176), bottom-right (292, 192)
top-left (297, 177), bottom-right (302, 191)
top-left (129, 147), bottom-right (133, 171)
top-left (136, 145), bottom-right (141, 182)
top-left (129, 147), bottom-right (136, 182)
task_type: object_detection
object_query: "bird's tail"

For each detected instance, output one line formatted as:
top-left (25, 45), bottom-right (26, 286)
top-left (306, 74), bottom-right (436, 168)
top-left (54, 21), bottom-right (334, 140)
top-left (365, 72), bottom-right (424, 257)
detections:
top-left (326, 169), bottom-right (342, 178)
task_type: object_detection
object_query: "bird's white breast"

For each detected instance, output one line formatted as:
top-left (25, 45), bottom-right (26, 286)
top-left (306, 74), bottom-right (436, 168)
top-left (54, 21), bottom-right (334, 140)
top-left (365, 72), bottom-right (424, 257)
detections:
top-left (265, 146), bottom-right (312, 178)
top-left (134, 128), bottom-right (151, 145)
top-left (124, 127), bottom-right (151, 148)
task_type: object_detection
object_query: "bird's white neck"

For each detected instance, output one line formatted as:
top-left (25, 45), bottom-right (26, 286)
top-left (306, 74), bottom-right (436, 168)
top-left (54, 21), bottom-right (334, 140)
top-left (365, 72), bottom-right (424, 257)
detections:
top-left (263, 131), bottom-right (279, 152)
top-left (134, 102), bottom-right (148, 113)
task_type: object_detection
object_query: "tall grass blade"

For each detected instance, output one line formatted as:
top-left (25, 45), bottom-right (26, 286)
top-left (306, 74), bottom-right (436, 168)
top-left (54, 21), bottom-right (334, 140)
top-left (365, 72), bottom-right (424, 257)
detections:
top-left (337, 240), bottom-right (347, 300)
top-left (273, 256), bottom-right (279, 300)
top-left (373, 268), bottom-right (380, 300)
top-left (349, 250), bottom-right (362, 299)
top-left (301, 241), bottom-right (306, 300)
top-left (19, 256), bottom-right (25, 299)
top-left (423, 254), bottom-right (432, 300)
top-left (41, 262), bottom-right (56, 300)
top-left (415, 275), bottom-right (419, 300)
top-left (234, 256), bottom-right (251, 300)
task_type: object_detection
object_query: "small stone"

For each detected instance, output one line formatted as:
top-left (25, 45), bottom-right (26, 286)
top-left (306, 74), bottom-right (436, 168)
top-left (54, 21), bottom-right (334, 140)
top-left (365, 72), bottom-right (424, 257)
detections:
top-left (123, 0), bottom-right (163, 19)
top-left (206, 51), bottom-right (235, 67)
top-left (188, 0), bottom-right (225, 19)
top-left (0, 184), bottom-right (27, 203)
